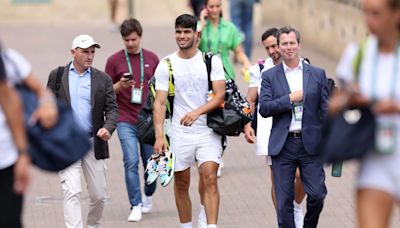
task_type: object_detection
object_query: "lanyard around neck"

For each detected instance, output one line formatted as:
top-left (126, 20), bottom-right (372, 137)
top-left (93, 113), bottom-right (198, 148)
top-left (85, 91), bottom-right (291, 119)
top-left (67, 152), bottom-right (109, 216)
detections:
top-left (371, 43), bottom-right (400, 99)
top-left (206, 20), bottom-right (222, 54)
top-left (124, 48), bottom-right (144, 88)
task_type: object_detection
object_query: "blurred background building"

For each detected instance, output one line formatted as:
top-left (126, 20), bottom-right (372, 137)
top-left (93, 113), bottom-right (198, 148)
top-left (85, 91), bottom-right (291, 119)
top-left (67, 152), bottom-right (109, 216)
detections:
top-left (1, 0), bottom-right (365, 59)
top-left (260, 0), bottom-right (365, 59)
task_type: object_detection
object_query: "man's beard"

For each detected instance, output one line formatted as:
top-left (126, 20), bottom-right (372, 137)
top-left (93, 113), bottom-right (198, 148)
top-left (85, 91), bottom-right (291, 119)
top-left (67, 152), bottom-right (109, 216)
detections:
top-left (178, 38), bottom-right (195, 50)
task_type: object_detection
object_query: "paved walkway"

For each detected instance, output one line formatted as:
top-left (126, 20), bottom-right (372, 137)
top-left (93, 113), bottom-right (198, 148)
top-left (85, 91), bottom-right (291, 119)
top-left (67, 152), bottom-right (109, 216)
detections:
top-left (2, 21), bottom-right (399, 228)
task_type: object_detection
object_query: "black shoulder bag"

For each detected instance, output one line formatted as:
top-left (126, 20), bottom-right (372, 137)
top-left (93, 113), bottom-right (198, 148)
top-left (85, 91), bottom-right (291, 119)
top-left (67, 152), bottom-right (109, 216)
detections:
top-left (205, 53), bottom-right (252, 136)
top-left (319, 43), bottom-right (375, 163)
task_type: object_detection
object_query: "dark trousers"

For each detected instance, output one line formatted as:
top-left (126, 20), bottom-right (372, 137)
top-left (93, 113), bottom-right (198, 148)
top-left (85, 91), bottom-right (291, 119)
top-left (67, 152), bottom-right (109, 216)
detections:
top-left (271, 136), bottom-right (327, 228)
top-left (0, 165), bottom-right (23, 228)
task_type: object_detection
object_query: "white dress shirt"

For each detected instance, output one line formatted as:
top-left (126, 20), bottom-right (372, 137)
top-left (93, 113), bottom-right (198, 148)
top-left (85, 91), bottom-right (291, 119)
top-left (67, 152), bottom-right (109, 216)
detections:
top-left (283, 60), bottom-right (303, 132)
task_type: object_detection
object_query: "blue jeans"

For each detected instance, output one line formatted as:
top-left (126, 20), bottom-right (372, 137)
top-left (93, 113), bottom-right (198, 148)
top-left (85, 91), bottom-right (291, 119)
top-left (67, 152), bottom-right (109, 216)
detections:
top-left (230, 0), bottom-right (256, 58)
top-left (117, 122), bottom-right (156, 207)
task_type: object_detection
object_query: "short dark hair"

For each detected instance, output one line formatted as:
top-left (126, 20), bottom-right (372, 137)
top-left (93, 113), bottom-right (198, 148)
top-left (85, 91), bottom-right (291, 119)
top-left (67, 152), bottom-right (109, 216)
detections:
top-left (277, 26), bottom-right (301, 45)
top-left (175, 14), bottom-right (197, 31)
top-left (120, 18), bottom-right (143, 37)
top-left (388, 0), bottom-right (400, 31)
top-left (389, 0), bottom-right (400, 8)
top-left (261, 28), bottom-right (278, 42)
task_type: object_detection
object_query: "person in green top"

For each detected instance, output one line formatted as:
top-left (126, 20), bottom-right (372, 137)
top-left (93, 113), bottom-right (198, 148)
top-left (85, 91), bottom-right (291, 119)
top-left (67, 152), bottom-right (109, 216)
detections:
top-left (198, 0), bottom-right (251, 80)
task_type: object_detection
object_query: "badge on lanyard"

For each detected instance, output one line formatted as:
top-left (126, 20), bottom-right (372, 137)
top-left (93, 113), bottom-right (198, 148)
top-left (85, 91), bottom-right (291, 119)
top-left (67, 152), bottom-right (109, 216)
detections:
top-left (375, 123), bottom-right (396, 155)
top-left (131, 87), bottom-right (143, 104)
top-left (370, 43), bottom-right (400, 155)
top-left (124, 48), bottom-right (145, 105)
top-left (293, 103), bottom-right (303, 121)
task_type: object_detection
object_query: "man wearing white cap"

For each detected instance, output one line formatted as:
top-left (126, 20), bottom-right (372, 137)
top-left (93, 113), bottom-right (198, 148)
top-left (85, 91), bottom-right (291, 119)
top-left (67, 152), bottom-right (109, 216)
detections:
top-left (47, 34), bottom-right (119, 228)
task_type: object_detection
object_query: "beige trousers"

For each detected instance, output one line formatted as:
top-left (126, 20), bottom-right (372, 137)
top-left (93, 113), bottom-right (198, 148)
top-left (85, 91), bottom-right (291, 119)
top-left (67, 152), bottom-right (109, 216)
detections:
top-left (59, 145), bottom-right (107, 228)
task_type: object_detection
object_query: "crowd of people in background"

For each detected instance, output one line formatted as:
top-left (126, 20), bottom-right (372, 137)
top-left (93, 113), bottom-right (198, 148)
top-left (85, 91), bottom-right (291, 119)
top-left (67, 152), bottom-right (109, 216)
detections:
top-left (1, 0), bottom-right (400, 227)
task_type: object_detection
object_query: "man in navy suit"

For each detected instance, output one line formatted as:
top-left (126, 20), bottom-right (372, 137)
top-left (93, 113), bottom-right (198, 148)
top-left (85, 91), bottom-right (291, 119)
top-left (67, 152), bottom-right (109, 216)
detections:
top-left (259, 26), bottom-right (329, 228)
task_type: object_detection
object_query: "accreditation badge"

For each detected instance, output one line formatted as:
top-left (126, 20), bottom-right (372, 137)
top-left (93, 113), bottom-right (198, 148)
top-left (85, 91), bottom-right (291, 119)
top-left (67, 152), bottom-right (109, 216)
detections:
top-left (375, 123), bottom-right (396, 155)
top-left (293, 103), bottom-right (303, 121)
top-left (131, 87), bottom-right (143, 104)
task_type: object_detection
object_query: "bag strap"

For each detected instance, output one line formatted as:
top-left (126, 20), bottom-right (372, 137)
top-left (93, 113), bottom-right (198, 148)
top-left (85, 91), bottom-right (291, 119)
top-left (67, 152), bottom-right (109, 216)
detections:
top-left (162, 58), bottom-right (174, 114)
top-left (54, 66), bottom-right (65, 97)
top-left (203, 52), bottom-right (213, 90)
top-left (203, 52), bottom-right (229, 90)
top-left (0, 51), bottom-right (5, 81)
top-left (303, 57), bottom-right (311, 64)
top-left (257, 58), bottom-right (265, 73)
top-left (352, 40), bottom-right (366, 82)
top-left (164, 58), bottom-right (175, 96)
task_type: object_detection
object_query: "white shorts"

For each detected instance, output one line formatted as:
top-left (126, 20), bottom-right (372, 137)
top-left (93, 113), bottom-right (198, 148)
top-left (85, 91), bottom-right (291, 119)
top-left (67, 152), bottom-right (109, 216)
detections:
top-left (358, 150), bottom-right (400, 199)
top-left (169, 128), bottom-right (223, 172)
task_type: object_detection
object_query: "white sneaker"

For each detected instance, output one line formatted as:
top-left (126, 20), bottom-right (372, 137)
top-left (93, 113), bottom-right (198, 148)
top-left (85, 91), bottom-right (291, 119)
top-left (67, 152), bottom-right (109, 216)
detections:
top-left (128, 204), bottom-right (142, 222)
top-left (217, 160), bottom-right (224, 178)
top-left (198, 213), bottom-right (207, 228)
top-left (142, 196), bottom-right (153, 214)
top-left (294, 204), bottom-right (304, 228)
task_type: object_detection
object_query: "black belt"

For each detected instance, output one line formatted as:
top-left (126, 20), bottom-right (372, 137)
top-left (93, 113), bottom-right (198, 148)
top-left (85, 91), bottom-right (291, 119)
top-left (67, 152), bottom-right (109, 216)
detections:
top-left (288, 131), bottom-right (302, 138)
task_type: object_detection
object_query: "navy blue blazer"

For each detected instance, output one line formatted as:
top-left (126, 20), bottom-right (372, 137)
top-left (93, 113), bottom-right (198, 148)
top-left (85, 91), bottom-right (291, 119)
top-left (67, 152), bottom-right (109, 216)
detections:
top-left (259, 61), bottom-right (329, 156)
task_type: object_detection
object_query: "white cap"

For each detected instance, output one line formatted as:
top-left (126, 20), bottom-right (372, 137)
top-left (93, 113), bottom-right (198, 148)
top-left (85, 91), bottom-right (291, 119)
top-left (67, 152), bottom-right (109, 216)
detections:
top-left (71, 34), bottom-right (101, 49)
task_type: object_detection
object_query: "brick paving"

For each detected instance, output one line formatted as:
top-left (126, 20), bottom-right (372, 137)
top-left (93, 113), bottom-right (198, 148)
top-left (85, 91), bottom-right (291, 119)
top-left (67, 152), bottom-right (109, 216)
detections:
top-left (2, 18), bottom-right (399, 228)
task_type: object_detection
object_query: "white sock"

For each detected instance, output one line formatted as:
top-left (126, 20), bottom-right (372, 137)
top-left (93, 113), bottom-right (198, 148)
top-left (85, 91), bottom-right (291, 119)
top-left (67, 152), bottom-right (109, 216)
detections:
top-left (207, 225), bottom-right (217, 228)
top-left (199, 204), bottom-right (206, 218)
top-left (181, 221), bottom-right (192, 228)
top-left (293, 201), bottom-right (302, 210)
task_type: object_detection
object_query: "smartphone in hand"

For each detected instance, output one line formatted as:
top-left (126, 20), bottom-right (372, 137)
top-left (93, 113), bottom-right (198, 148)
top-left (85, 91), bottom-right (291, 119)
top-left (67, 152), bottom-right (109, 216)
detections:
top-left (123, 72), bottom-right (133, 80)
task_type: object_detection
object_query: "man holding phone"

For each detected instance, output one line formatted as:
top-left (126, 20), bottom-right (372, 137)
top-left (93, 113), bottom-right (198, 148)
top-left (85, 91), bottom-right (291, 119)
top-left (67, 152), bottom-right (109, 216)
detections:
top-left (105, 18), bottom-right (159, 222)
top-left (123, 72), bottom-right (133, 80)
